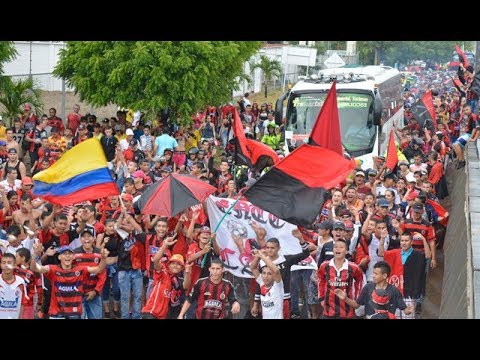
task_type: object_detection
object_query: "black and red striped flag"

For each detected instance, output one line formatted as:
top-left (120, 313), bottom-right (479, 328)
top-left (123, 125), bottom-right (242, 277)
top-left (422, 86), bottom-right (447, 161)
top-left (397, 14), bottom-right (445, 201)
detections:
top-left (243, 83), bottom-right (354, 228)
top-left (232, 109), bottom-right (279, 171)
top-left (410, 90), bottom-right (437, 130)
top-left (455, 45), bottom-right (470, 68)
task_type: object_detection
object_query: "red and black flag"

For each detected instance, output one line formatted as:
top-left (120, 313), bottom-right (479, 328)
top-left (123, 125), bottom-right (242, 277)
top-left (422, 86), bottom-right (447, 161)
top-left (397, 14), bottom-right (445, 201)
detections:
top-left (385, 130), bottom-right (399, 172)
top-left (309, 81), bottom-right (343, 156)
top-left (243, 83), bottom-right (354, 228)
top-left (455, 45), bottom-right (470, 68)
top-left (232, 109), bottom-right (279, 172)
top-left (410, 90), bottom-right (437, 130)
top-left (426, 199), bottom-right (449, 227)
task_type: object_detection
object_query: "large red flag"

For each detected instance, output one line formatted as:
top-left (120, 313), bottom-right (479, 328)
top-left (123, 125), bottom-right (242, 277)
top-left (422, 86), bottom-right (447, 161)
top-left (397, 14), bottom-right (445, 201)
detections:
top-left (384, 250), bottom-right (405, 296)
top-left (308, 81), bottom-right (343, 156)
top-left (385, 131), bottom-right (399, 171)
top-left (455, 45), bottom-right (470, 68)
top-left (426, 199), bottom-right (449, 227)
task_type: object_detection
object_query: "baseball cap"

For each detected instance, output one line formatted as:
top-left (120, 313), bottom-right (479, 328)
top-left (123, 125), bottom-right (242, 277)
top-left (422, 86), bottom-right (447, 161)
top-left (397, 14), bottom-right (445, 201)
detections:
top-left (121, 193), bottom-right (134, 202)
top-left (0, 140), bottom-right (6, 146)
top-left (81, 228), bottom-right (95, 237)
top-left (78, 124), bottom-right (86, 130)
top-left (21, 177), bottom-right (33, 186)
top-left (8, 148), bottom-right (17, 154)
top-left (412, 203), bottom-right (424, 212)
top-left (167, 254), bottom-right (185, 267)
top-left (132, 170), bottom-right (145, 179)
top-left (420, 169), bottom-right (428, 176)
top-left (199, 226), bottom-right (211, 234)
top-left (315, 219), bottom-right (333, 231)
top-left (56, 245), bottom-right (74, 255)
top-left (163, 148), bottom-right (173, 154)
top-left (406, 190), bottom-right (419, 201)
top-left (377, 198), bottom-right (389, 207)
top-left (333, 221), bottom-right (345, 230)
top-left (343, 220), bottom-right (354, 231)
top-left (398, 160), bottom-right (409, 166)
top-left (355, 171), bottom-right (365, 177)
top-left (368, 169), bottom-right (377, 177)
top-left (125, 128), bottom-right (134, 136)
top-left (370, 288), bottom-right (390, 309)
top-left (114, 124), bottom-right (122, 131)
top-left (405, 172), bottom-right (416, 183)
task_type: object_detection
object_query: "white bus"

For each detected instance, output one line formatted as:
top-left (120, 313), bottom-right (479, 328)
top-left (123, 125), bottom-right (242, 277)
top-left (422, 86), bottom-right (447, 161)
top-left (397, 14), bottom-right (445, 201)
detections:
top-left (275, 65), bottom-right (404, 170)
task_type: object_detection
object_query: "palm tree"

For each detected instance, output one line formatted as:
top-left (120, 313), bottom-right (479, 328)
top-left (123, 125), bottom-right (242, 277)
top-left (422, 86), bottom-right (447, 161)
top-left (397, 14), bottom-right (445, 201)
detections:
top-left (0, 77), bottom-right (43, 127)
top-left (249, 55), bottom-right (282, 98)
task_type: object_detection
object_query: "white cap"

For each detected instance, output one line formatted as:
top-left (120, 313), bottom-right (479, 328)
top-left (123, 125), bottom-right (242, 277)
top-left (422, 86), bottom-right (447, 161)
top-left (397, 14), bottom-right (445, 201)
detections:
top-left (125, 128), bottom-right (134, 136)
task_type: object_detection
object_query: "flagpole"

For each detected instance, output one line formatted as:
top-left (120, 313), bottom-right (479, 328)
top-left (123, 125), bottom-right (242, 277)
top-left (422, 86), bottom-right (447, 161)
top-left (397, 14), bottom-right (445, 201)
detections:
top-left (200, 191), bottom-right (244, 268)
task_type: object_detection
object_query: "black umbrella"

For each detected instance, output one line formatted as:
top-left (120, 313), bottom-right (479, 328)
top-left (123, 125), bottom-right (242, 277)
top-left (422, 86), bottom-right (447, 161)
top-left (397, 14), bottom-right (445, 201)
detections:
top-left (136, 174), bottom-right (217, 217)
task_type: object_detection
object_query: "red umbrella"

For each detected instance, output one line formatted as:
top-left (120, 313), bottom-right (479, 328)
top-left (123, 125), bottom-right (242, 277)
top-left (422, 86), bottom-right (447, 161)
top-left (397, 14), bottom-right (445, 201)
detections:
top-left (136, 173), bottom-right (217, 217)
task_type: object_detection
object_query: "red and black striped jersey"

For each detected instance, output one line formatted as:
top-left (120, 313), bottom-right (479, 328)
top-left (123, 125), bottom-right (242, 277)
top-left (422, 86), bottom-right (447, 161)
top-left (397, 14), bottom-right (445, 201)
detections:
top-left (400, 219), bottom-right (436, 251)
top-left (73, 247), bottom-right (107, 294)
top-left (318, 258), bottom-right (364, 318)
top-left (189, 277), bottom-right (236, 319)
top-left (14, 267), bottom-right (35, 306)
top-left (45, 265), bottom-right (89, 317)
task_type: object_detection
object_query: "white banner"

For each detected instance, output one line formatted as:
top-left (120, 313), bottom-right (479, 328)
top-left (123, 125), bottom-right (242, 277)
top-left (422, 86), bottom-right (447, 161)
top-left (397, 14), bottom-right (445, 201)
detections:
top-left (206, 196), bottom-right (316, 278)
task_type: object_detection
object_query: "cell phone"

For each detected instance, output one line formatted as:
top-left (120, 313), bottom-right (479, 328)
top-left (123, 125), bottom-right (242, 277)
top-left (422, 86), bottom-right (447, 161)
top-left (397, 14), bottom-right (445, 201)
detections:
top-left (249, 239), bottom-right (261, 250)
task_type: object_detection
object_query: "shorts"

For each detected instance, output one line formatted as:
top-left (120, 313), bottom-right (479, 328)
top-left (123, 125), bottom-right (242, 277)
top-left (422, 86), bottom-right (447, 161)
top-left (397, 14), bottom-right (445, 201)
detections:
top-left (454, 133), bottom-right (471, 148)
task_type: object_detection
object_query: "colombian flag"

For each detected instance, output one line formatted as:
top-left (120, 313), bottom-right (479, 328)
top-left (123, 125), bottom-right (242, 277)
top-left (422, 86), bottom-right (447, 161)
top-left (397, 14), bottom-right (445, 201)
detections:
top-left (32, 138), bottom-right (119, 206)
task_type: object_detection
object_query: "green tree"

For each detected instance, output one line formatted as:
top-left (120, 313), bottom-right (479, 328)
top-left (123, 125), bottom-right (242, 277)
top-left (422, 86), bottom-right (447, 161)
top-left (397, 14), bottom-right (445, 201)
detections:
top-left (357, 41), bottom-right (395, 65)
top-left (249, 54), bottom-right (282, 98)
top-left (0, 41), bottom-right (18, 91)
top-left (0, 77), bottom-right (43, 126)
top-left (53, 41), bottom-right (261, 124)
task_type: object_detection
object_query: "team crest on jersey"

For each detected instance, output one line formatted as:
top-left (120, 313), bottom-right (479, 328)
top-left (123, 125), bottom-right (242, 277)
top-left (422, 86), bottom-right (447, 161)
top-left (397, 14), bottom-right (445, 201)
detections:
top-left (56, 272), bottom-right (61, 276)
top-left (220, 292), bottom-right (225, 300)
top-left (94, 257), bottom-right (99, 264)
top-left (75, 271), bottom-right (80, 276)
top-left (26, 273), bottom-right (31, 279)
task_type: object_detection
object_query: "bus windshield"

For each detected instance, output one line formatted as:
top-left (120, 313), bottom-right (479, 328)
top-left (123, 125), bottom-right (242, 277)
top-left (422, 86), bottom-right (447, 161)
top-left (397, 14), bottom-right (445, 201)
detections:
top-left (286, 91), bottom-right (376, 155)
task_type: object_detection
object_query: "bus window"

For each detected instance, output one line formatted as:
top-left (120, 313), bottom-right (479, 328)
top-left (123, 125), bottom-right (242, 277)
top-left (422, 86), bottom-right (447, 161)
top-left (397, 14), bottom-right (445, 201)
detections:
top-left (286, 91), bottom-right (376, 156)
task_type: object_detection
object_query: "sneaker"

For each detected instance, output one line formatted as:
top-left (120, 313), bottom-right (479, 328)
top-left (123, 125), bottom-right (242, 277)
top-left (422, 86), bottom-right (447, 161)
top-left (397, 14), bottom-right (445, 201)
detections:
top-left (290, 313), bottom-right (301, 319)
top-left (113, 310), bottom-right (122, 319)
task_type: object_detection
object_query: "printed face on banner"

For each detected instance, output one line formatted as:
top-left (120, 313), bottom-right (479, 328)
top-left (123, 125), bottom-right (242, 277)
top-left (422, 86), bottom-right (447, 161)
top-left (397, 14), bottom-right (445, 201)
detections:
top-left (206, 196), bottom-right (316, 278)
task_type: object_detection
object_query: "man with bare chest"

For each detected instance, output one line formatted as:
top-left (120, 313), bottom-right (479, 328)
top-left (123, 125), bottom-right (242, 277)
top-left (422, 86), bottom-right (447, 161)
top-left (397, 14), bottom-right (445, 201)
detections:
top-left (12, 194), bottom-right (42, 230)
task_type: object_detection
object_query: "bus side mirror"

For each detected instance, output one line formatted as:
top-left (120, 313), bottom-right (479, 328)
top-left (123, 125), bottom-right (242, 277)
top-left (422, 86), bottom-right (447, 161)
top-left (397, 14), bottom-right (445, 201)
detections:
top-left (275, 90), bottom-right (290, 126)
top-left (373, 92), bottom-right (382, 126)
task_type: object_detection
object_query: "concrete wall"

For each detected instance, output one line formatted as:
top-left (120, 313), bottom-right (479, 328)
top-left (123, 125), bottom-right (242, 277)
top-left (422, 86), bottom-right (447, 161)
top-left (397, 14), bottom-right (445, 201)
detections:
top-left (439, 160), bottom-right (470, 318)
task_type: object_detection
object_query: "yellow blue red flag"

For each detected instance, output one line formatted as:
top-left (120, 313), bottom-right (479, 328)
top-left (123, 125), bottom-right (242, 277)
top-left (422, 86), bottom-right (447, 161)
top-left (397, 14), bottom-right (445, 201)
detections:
top-left (32, 138), bottom-right (119, 205)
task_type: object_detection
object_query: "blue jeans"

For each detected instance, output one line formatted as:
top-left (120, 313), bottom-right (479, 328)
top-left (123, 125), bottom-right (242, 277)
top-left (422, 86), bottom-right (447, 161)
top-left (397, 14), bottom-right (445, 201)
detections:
top-left (118, 269), bottom-right (143, 319)
top-left (146, 277), bottom-right (154, 300)
top-left (102, 264), bottom-right (120, 305)
top-left (468, 98), bottom-right (478, 114)
top-left (290, 269), bottom-right (313, 315)
top-left (82, 294), bottom-right (103, 319)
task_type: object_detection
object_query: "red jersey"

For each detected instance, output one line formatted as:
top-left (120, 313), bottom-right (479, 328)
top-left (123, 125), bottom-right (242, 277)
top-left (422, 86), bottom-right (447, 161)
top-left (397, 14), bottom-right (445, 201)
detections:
top-left (73, 247), bottom-right (107, 294)
top-left (189, 277), bottom-right (236, 319)
top-left (45, 265), bottom-right (89, 317)
top-left (318, 258), bottom-right (364, 318)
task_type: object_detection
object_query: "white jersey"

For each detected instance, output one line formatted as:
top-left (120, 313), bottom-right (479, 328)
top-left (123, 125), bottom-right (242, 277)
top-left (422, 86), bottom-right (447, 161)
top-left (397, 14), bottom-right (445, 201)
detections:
top-left (256, 275), bottom-right (284, 319)
top-left (0, 275), bottom-right (26, 319)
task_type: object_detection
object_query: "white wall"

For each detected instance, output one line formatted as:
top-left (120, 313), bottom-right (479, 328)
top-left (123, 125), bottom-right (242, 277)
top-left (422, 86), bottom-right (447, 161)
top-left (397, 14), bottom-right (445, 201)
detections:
top-left (3, 41), bottom-right (70, 91)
